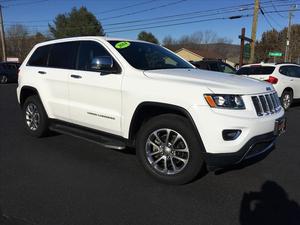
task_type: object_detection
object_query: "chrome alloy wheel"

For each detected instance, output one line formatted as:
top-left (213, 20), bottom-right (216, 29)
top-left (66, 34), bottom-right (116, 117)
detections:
top-left (25, 103), bottom-right (40, 131)
top-left (145, 128), bottom-right (190, 175)
top-left (0, 75), bottom-right (7, 84)
top-left (282, 93), bottom-right (291, 109)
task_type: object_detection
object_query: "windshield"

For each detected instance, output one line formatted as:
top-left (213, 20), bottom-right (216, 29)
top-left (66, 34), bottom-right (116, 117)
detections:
top-left (108, 40), bottom-right (193, 70)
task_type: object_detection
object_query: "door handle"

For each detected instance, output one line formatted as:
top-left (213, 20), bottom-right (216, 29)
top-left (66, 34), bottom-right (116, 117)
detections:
top-left (38, 71), bottom-right (46, 74)
top-left (70, 74), bottom-right (82, 79)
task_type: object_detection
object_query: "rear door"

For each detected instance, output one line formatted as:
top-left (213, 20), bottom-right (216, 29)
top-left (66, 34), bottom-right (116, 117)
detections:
top-left (279, 65), bottom-right (300, 98)
top-left (68, 40), bottom-right (123, 135)
top-left (26, 42), bottom-right (79, 121)
top-left (46, 42), bottom-right (79, 121)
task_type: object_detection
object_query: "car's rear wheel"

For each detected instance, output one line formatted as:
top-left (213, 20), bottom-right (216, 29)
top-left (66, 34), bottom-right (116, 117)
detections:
top-left (281, 90), bottom-right (293, 110)
top-left (136, 114), bottom-right (205, 184)
top-left (23, 95), bottom-right (49, 137)
top-left (0, 75), bottom-right (7, 84)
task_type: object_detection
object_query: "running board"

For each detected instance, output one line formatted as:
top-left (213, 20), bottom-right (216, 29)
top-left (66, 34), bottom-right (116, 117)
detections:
top-left (49, 123), bottom-right (126, 150)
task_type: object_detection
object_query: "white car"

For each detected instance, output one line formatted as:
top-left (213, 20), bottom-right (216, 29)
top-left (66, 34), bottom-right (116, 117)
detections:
top-left (237, 63), bottom-right (300, 110)
top-left (17, 37), bottom-right (286, 184)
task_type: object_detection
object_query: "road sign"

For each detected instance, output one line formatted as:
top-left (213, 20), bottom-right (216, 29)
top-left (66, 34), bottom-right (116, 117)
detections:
top-left (268, 51), bottom-right (283, 57)
top-left (244, 43), bottom-right (251, 60)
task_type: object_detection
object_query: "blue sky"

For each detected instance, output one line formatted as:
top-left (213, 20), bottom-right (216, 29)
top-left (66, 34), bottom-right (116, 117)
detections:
top-left (2, 0), bottom-right (300, 44)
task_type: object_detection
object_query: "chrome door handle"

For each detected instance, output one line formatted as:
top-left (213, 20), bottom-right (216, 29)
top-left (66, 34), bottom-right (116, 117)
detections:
top-left (70, 74), bottom-right (82, 79)
top-left (38, 71), bottom-right (46, 74)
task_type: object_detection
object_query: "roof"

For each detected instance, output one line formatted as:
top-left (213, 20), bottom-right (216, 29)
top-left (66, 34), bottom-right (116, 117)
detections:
top-left (34, 36), bottom-right (148, 48)
top-left (175, 47), bottom-right (223, 60)
top-left (242, 62), bottom-right (298, 68)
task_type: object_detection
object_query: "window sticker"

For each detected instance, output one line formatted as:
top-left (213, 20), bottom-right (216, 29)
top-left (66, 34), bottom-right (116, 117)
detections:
top-left (115, 41), bottom-right (131, 49)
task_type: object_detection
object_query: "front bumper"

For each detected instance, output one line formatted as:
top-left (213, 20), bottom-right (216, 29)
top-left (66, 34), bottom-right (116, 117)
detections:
top-left (205, 132), bottom-right (276, 171)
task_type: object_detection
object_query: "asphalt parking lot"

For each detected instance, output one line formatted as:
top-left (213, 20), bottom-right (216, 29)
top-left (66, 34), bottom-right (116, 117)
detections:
top-left (0, 84), bottom-right (300, 225)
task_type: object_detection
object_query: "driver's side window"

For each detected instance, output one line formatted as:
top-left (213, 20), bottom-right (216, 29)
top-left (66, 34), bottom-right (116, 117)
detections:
top-left (77, 41), bottom-right (120, 73)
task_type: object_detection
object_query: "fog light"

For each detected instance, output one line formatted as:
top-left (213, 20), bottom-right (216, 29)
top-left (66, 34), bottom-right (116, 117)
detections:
top-left (222, 129), bottom-right (241, 141)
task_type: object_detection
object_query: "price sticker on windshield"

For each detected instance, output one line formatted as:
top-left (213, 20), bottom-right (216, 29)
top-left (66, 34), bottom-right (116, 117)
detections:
top-left (115, 41), bottom-right (131, 49)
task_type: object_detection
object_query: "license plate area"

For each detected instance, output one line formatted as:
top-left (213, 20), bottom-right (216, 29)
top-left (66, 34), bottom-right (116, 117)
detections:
top-left (274, 117), bottom-right (287, 136)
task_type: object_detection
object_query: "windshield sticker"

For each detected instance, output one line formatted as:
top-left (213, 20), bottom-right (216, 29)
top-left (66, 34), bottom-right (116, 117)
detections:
top-left (115, 41), bottom-right (130, 49)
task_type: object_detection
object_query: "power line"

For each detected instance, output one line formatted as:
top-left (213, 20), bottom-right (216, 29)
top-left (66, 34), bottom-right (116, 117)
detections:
top-left (271, 0), bottom-right (286, 17)
top-left (4, 0), bottom-right (298, 26)
top-left (104, 8), bottom-right (253, 31)
top-left (96, 0), bottom-right (159, 15)
top-left (5, 3), bottom-right (297, 31)
top-left (3, 0), bottom-right (297, 25)
top-left (99, 0), bottom-right (188, 20)
top-left (106, 9), bottom-right (300, 34)
top-left (5, 8), bottom-right (300, 38)
top-left (3, 0), bottom-right (49, 7)
top-left (260, 6), bottom-right (276, 29)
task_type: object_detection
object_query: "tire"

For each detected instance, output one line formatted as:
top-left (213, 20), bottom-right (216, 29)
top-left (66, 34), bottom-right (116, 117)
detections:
top-left (23, 95), bottom-right (49, 137)
top-left (281, 90), bottom-right (293, 110)
top-left (0, 75), bottom-right (7, 84)
top-left (136, 114), bottom-right (205, 184)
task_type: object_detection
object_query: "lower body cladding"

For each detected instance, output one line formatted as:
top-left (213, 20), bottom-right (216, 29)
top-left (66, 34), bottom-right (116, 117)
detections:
top-left (189, 105), bottom-right (286, 170)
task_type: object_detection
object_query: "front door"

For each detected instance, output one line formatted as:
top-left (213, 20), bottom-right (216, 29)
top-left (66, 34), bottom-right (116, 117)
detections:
top-left (68, 41), bottom-right (123, 136)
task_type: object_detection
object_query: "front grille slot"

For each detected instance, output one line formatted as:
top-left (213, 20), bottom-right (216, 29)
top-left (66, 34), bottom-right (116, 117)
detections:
top-left (252, 92), bottom-right (281, 116)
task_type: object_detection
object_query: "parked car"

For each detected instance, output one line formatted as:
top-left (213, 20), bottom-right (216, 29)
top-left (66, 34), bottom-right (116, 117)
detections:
top-left (0, 62), bottom-right (20, 84)
top-left (237, 63), bottom-right (300, 110)
top-left (17, 37), bottom-right (285, 184)
top-left (191, 59), bottom-right (236, 74)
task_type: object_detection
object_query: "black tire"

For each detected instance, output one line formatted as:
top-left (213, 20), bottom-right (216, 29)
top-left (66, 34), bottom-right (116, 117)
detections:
top-left (136, 114), bottom-right (205, 184)
top-left (281, 90), bottom-right (293, 110)
top-left (23, 95), bottom-right (49, 137)
top-left (0, 75), bottom-right (7, 84)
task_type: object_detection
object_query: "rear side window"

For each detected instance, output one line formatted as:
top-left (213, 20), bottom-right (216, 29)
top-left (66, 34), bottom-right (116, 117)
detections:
top-left (48, 42), bottom-right (79, 69)
top-left (249, 66), bottom-right (275, 75)
top-left (27, 45), bottom-right (50, 67)
top-left (279, 65), bottom-right (300, 78)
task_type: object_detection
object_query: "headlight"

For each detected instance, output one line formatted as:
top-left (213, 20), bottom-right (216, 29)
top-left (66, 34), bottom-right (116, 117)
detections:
top-left (204, 94), bottom-right (245, 109)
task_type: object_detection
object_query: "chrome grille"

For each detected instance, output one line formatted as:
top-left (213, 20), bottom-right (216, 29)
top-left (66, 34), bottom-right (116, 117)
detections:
top-left (252, 93), bottom-right (281, 116)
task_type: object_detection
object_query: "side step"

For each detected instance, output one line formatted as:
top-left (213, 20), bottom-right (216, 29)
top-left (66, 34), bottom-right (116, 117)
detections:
top-left (49, 123), bottom-right (126, 150)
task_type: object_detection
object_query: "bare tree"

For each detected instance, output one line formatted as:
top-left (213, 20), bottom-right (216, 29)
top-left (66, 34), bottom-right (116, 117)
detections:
top-left (5, 24), bottom-right (48, 61)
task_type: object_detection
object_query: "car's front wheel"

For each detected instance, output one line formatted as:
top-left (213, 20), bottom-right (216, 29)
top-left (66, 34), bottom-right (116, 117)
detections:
top-left (136, 114), bottom-right (205, 184)
top-left (23, 95), bottom-right (49, 137)
top-left (0, 75), bottom-right (7, 84)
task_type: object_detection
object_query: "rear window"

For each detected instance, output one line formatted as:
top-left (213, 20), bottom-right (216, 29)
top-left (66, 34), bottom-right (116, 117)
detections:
top-left (27, 45), bottom-right (50, 67)
top-left (237, 66), bottom-right (275, 75)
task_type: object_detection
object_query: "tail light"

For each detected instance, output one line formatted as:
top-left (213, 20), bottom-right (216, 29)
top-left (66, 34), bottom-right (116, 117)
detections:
top-left (266, 76), bottom-right (278, 84)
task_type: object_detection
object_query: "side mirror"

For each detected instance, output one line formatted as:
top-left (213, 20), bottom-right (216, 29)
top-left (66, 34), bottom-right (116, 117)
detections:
top-left (90, 56), bottom-right (113, 71)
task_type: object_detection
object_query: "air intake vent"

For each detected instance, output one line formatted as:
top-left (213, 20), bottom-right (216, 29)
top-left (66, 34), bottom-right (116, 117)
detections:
top-left (252, 93), bottom-right (281, 116)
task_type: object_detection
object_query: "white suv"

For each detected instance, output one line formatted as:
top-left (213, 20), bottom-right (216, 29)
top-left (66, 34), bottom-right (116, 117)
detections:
top-left (17, 37), bottom-right (286, 184)
top-left (237, 63), bottom-right (300, 110)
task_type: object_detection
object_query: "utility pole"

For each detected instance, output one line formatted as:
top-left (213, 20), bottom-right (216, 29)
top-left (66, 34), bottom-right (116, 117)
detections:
top-left (250, 0), bottom-right (259, 63)
top-left (239, 28), bottom-right (245, 67)
top-left (239, 28), bottom-right (253, 67)
top-left (0, 5), bottom-right (6, 62)
top-left (285, 4), bottom-right (297, 62)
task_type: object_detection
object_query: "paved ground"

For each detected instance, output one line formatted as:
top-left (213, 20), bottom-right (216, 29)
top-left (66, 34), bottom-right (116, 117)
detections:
top-left (0, 84), bottom-right (300, 225)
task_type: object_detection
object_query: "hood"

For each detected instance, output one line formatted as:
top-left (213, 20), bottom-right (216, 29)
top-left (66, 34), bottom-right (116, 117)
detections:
top-left (143, 68), bottom-right (274, 95)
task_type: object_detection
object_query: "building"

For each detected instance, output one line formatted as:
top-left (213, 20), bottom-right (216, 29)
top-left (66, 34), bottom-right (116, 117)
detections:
top-left (175, 48), bottom-right (236, 67)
